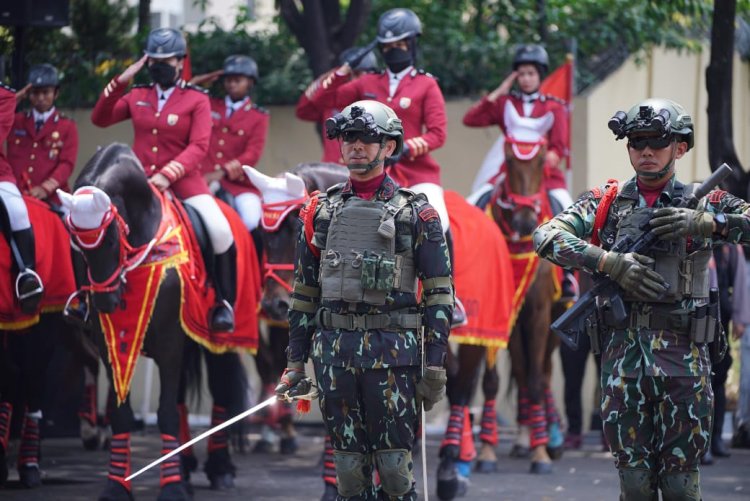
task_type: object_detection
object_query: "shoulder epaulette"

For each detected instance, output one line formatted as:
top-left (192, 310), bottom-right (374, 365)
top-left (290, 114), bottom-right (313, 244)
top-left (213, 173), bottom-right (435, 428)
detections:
top-left (0, 82), bottom-right (15, 93)
top-left (541, 93), bottom-right (567, 105)
top-left (251, 103), bottom-right (269, 114)
top-left (410, 68), bottom-right (436, 79)
top-left (184, 83), bottom-right (209, 94)
top-left (132, 83), bottom-right (154, 89)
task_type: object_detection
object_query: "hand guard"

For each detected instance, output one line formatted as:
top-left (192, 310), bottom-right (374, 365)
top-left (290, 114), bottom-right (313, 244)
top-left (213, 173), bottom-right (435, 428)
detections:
top-left (649, 207), bottom-right (714, 240)
top-left (416, 366), bottom-right (447, 412)
top-left (274, 361), bottom-right (307, 400)
top-left (601, 251), bottom-right (668, 300)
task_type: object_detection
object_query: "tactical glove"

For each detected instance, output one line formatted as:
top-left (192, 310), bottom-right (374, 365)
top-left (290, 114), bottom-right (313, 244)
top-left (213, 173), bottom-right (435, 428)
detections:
top-left (416, 366), bottom-right (447, 412)
top-left (649, 207), bottom-right (714, 240)
top-left (600, 251), bottom-right (668, 300)
top-left (274, 361), bottom-right (307, 399)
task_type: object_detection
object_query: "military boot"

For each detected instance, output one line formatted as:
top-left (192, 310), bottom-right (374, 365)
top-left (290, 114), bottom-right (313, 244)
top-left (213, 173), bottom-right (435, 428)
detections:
top-left (210, 244), bottom-right (237, 332)
top-left (11, 229), bottom-right (44, 314)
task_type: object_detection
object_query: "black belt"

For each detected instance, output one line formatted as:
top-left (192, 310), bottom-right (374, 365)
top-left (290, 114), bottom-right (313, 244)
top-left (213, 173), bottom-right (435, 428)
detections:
top-left (317, 309), bottom-right (422, 331)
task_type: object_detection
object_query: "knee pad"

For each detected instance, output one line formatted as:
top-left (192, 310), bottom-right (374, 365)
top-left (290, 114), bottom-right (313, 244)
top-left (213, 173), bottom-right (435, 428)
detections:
top-left (659, 471), bottom-right (701, 501)
top-left (618, 468), bottom-right (657, 501)
top-left (333, 451), bottom-right (371, 498)
top-left (374, 449), bottom-right (413, 497)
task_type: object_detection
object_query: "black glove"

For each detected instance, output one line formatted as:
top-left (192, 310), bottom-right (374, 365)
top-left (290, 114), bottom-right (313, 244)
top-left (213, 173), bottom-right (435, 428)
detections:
top-left (601, 251), bottom-right (668, 300)
top-left (342, 39), bottom-right (378, 69)
top-left (416, 366), bottom-right (447, 412)
top-left (274, 361), bottom-right (307, 400)
top-left (649, 207), bottom-right (714, 240)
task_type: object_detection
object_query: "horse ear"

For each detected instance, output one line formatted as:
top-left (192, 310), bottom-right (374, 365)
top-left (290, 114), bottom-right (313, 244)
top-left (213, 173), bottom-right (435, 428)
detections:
top-left (284, 173), bottom-right (306, 198)
top-left (57, 190), bottom-right (74, 209)
top-left (243, 165), bottom-right (272, 192)
top-left (91, 189), bottom-right (111, 212)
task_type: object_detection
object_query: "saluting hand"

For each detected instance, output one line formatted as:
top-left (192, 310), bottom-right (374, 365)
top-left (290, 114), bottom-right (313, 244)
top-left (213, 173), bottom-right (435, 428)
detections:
top-left (15, 84), bottom-right (31, 102)
top-left (118, 55), bottom-right (148, 85)
top-left (149, 173), bottom-right (171, 192)
top-left (190, 70), bottom-right (223, 87)
top-left (488, 71), bottom-right (518, 102)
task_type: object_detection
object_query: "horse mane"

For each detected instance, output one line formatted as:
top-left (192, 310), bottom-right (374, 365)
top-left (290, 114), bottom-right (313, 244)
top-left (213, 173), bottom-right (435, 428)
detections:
top-left (75, 143), bottom-right (151, 202)
top-left (290, 162), bottom-right (349, 193)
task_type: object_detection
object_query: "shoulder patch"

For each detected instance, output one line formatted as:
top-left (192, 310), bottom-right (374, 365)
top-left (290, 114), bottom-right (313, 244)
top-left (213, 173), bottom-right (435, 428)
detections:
top-left (708, 190), bottom-right (728, 204)
top-left (252, 103), bottom-right (269, 114)
top-left (418, 207), bottom-right (439, 222)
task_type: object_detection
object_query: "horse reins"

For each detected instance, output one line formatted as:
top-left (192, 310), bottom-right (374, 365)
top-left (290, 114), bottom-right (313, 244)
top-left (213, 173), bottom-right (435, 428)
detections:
top-left (260, 195), bottom-right (308, 295)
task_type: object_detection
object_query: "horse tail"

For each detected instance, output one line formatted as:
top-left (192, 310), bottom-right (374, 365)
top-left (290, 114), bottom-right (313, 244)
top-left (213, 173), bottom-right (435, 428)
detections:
top-left (180, 338), bottom-right (203, 408)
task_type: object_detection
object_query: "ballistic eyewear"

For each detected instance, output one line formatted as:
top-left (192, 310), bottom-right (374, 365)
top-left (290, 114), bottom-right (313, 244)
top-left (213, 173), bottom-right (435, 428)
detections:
top-left (627, 135), bottom-right (674, 151)
top-left (341, 130), bottom-right (382, 144)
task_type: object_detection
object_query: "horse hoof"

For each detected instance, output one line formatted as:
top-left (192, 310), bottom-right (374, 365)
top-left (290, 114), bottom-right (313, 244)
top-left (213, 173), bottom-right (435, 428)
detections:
top-left (530, 461), bottom-right (553, 474)
top-left (320, 483), bottom-right (338, 501)
top-left (181, 454), bottom-right (198, 472)
top-left (279, 437), bottom-right (298, 455)
top-left (157, 481), bottom-right (192, 501)
top-left (546, 445), bottom-right (564, 461)
top-left (98, 479), bottom-right (134, 501)
top-left (436, 457), bottom-right (459, 500)
top-left (209, 472), bottom-right (235, 490)
top-left (253, 439), bottom-right (274, 454)
top-left (19, 464), bottom-right (42, 488)
top-left (475, 460), bottom-right (498, 473)
top-left (509, 444), bottom-right (530, 458)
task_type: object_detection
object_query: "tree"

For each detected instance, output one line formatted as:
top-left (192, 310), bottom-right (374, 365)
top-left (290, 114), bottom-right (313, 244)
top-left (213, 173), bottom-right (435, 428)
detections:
top-left (138, 0), bottom-right (151, 35)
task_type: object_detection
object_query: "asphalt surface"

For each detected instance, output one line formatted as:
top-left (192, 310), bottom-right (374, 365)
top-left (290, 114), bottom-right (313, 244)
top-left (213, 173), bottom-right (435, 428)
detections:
top-left (2, 426), bottom-right (749, 500)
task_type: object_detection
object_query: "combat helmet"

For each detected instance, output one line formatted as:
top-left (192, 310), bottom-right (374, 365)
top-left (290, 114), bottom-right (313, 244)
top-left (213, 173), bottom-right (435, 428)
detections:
top-left (608, 98), bottom-right (694, 150)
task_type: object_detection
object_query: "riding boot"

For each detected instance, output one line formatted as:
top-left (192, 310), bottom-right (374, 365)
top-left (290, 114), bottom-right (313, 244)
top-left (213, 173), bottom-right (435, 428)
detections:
top-left (11, 228), bottom-right (44, 314)
top-left (444, 229), bottom-right (467, 328)
top-left (210, 244), bottom-right (237, 332)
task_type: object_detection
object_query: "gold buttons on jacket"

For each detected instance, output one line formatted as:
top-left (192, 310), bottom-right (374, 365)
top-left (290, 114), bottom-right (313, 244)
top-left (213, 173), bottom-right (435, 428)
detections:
top-left (30, 154), bottom-right (35, 160)
top-left (215, 164), bottom-right (221, 171)
top-left (216, 152), bottom-right (223, 159)
top-left (218, 139), bottom-right (225, 146)
top-left (150, 165), bottom-right (156, 171)
top-left (152, 146), bottom-right (158, 153)
top-left (32, 142), bottom-right (38, 148)
top-left (222, 127), bottom-right (228, 133)
top-left (28, 167), bottom-right (33, 172)
top-left (152, 128), bottom-right (158, 135)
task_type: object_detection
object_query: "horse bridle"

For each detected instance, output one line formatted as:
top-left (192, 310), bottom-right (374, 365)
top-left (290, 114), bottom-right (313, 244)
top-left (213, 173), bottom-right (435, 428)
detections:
top-left (261, 196), bottom-right (308, 294)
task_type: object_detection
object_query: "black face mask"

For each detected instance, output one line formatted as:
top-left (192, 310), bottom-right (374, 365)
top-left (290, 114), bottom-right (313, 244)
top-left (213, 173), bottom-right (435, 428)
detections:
top-left (148, 62), bottom-right (177, 89)
top-left (383, 47), bottom-right (412, 73)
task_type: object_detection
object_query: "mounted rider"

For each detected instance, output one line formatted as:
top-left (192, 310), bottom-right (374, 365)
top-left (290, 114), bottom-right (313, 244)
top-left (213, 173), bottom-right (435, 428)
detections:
top-left (91, 28), bottom-right (237, 332)
top-left (534, 98), bottom-right (750, 500)
top-left (275, 100), bottom-right (453, 500)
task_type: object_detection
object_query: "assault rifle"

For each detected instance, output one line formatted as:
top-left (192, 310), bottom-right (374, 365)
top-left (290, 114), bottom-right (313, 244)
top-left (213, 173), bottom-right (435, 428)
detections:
top-left (551, 163), bottom-right (733, 350)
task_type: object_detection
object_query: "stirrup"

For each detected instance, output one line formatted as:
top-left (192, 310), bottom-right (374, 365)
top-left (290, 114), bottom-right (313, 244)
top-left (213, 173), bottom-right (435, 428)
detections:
top-left (15, 269), bottom-right (44, 301)
top-left (63, 290), bottom-right (90, 327)
top-left (452, 296), bottom-right (469, 328)
top-left (210, 299), bottom-right (235, 332)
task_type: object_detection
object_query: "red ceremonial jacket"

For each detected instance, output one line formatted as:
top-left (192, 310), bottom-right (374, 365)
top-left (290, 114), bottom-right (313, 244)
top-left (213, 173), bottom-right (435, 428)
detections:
top-left (7, 109), bottom-right (78, 205)
top-left (201, 97), bottom-right (270, 196)
top-left (91, 78), bottom-right (212, 199)
top-left (0, 84), bottom-right (16, 184)
top-left (295, 83), bottom-right (342, 164)
top-left (306, 68), bottom-right (447, 186)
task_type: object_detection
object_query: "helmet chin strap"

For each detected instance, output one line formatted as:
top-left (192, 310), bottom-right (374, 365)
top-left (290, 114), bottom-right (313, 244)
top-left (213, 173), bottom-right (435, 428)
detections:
top-left (635, 141), bottom-right (677, 181)
top-left (347, 138), bottom-right (387, 173)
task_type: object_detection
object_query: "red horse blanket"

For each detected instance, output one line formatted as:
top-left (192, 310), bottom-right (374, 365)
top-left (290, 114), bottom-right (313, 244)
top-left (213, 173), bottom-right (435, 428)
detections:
top-left (446, 190), bottom-right (514, 350)
top-left (0, 197), bottom-right (76, 330)
top-left (98, 190), bottom-right (261, 404)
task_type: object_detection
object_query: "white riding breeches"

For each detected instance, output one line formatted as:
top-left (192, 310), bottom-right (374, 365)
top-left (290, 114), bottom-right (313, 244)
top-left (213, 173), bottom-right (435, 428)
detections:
top-left (472, 135), bottom-right (506, 193)
top-left (0, 182), bottom-right (31, 231)
top-left (409, 182), bottom-right (449, 232)
top-left (183, 194), bottom-right (234, 254)
top-left (234, 192), bottom-right (262, 232)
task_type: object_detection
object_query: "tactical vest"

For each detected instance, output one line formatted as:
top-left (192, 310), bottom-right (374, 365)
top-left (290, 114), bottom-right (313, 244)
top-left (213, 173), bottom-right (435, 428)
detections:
top-left (316, 187), bottom-right (419, 306)
top-left (606, 181), bottom-right (711, 303)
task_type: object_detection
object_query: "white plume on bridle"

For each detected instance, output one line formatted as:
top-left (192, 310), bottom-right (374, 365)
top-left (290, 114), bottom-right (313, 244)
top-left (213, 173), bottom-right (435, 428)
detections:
top-left (503, 101), bottom-right (554, 161)
top-left (242, 166), bottom-right (306, 204)
top-left (57, 187), bottom-right (112, 229)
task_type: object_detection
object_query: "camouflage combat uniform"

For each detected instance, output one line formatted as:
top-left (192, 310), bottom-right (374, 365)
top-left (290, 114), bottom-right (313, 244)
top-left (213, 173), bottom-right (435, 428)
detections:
top-left (535, 175), bottom-right (750, 496)
top-left (288, 174), bottom-right (453, 501)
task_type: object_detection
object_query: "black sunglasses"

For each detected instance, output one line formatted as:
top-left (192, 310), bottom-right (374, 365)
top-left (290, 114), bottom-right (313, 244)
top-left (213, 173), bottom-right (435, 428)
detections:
top-left (341, 130), bottom-right (382, 144)
top-left (627, 135), bottom-right (674, 151)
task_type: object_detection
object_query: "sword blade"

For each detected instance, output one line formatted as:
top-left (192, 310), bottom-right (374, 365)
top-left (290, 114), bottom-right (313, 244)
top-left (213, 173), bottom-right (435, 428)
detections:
top-left (126, 395), bottom-right (277, 482)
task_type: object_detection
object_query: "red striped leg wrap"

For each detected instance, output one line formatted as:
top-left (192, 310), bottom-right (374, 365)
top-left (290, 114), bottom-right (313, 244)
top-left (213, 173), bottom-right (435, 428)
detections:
top-left (207, 405), bottom-right (228, 453)
top-left (18, 410), bottom-right (41, 467)
top-left (459, 406), bottom-right (476, 462)
top-left (517, 386), bottom-right (530, 426)
top-left (322, 435), bottom-right (336, 486)
top-left (108, 433), bottom-right (132, 491)
top-left (78, 384), bottom-right (97, 426)
top-left (544, 387), bottom-right (560, 424)
top-left (440, 405), bottom-right (464, 450)
top-left (0, 402), bottom-right (11, 452)
top-left (160, 434), bottom-right (182, 487)
top-left (177, 403), bottom-right (194, 458)
top-left (479, 399), bottom-right (498, 446)
top-left (529, 403), bottom-right (548, 449)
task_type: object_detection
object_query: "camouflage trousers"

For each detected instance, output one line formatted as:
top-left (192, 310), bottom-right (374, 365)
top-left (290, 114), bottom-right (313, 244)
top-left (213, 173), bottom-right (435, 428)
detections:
top-left (313, 362), bottom-right (420, 501)
top-left (600, 370), bottom-right (713, 476)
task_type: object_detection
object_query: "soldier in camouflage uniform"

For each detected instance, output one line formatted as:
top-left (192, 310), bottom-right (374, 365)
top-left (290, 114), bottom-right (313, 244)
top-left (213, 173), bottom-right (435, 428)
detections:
top-left (534, 98), bottom-right (750, 500)
top-left (275, 100), bottom-right (453, 501)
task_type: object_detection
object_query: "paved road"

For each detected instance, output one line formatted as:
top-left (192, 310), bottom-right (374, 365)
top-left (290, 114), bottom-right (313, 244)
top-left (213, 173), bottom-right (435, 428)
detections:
top-left (2, 427), bottom-right (749, 500)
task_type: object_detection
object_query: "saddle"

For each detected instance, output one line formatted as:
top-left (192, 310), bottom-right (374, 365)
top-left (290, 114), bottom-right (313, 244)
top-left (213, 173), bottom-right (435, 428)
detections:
top-left (181, 201), bottom-right (214, 277)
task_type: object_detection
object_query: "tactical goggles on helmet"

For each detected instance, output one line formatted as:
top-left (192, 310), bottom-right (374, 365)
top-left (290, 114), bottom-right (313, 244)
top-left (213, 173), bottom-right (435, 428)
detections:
top-left (609, 106), bottom-right (672, 140)
top-left (325, 105), bottom-right (380, 140)
top-left (627, 135), bottom-right (674, 151)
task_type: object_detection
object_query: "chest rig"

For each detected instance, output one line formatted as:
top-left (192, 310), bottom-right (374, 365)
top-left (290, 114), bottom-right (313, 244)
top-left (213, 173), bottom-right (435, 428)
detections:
top-left (601, 181), bottom-right (710, 303)
top-left (316, 187), bottom-right (418, 307)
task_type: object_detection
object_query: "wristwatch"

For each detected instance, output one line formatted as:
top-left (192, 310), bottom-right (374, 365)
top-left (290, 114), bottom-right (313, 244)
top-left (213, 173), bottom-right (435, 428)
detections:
top-left (713, 212), bottom-right (728, 236)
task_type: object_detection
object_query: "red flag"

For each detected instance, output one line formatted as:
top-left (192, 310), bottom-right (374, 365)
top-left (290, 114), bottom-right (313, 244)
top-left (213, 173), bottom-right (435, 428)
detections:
top-left (181, 35), bottom-right (192, 82)
top-left (540, 55), bottom-right (573, 166)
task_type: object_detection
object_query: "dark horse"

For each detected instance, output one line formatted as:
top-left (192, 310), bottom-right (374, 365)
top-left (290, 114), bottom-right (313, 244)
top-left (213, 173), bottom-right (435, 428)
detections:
top-left (63, 143), bottom-right (255, 500)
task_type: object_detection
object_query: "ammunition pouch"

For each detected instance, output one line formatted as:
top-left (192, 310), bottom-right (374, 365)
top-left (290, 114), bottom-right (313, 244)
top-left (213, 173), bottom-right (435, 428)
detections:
top-left (316, 308), bottom-right (422, 331)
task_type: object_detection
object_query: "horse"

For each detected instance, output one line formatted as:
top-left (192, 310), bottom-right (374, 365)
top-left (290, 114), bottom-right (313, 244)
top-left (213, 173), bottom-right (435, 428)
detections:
top-left (59, 143), bottom-right (261, 500)
top-left (476, 103), bottom-right (566, 474)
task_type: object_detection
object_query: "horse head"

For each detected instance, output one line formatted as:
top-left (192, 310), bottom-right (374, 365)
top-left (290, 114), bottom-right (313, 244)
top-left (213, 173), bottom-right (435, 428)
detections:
top-left (244, 166), bottom-right (308, 321)
top-left (493, 102), bottom-right (554, 239)
top-left (59, 143), bottom-right (161, 313)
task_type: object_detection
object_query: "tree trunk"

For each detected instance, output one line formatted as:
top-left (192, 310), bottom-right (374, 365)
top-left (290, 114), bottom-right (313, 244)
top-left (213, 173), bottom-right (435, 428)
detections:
top-left (706, 0), bottom-right (747, 197)
top-left (138, 0), bottom-right (151, 35)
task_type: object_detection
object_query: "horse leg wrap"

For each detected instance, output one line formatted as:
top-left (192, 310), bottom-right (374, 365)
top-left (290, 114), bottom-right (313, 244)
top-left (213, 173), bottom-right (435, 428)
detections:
top-left (207, 405), bottom-right (228, 453)
top-left (160, 434), bottom-right (182, 487)
top-left (659, 471), bottom-right (701, 501)
top-left (529, 403), bottom-right (548, 449)
top-left (440, 405), bottom-right (464, 454)
top-left (108, 433), bottom-right (132, 491)
top-left (0, 402), bottom-right (12, 452)
top-left (518, 386), bottom-right (530, 425)
top-left (544, 387), bottom-right (560, 425)
top-left (375, 449), bottom-right (413, 497)
top-left (322, 435), bottom-right (337, 486)
top-left (18, 410), bottom-right (41, 468)
top-left (459, 406), bottom-right (476, 462)
top-left (479, 399), bottom-right (498, 446)
top-left (333, 450), bottom-right (372, 498)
